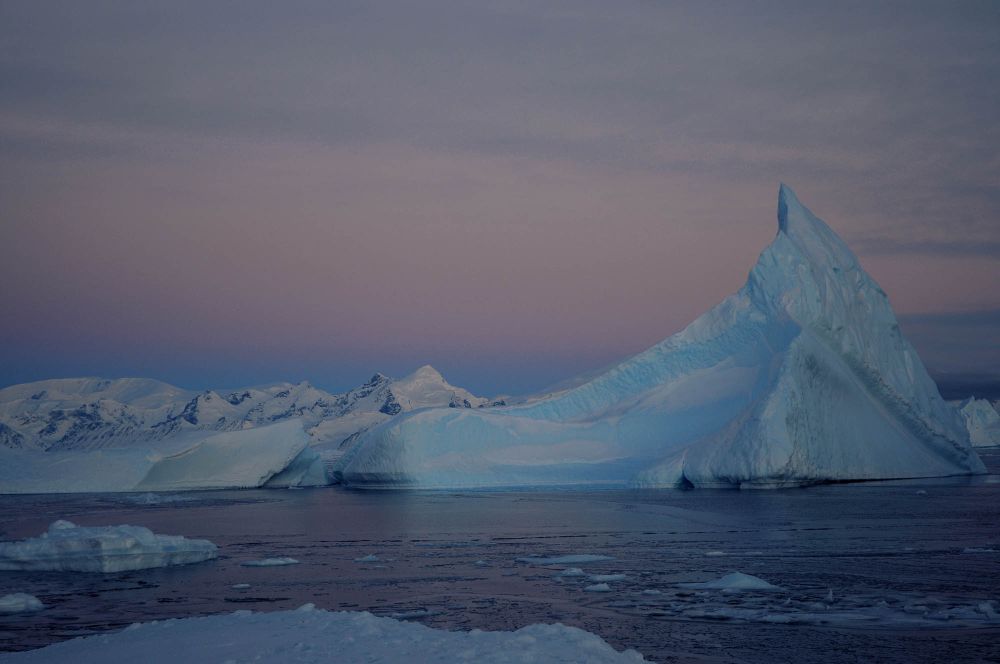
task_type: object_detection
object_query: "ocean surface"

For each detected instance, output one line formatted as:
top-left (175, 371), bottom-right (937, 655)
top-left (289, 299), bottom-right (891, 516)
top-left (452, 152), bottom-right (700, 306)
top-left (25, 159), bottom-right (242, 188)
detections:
top-left (2, 450), bottom-right (999, 663)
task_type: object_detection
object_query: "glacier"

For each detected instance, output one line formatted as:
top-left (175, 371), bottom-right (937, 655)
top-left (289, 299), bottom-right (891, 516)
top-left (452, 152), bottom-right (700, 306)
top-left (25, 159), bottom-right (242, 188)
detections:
top-left (336, 185), bottom-right (985, 489)
top-left (0, 420), bottom-right (325, 494)
top-left (0, 520), bottom-right (217, 573)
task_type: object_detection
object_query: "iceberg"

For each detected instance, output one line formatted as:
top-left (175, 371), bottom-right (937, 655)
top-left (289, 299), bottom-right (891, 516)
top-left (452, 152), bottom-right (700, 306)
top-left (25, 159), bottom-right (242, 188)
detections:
top-left (678, 572), bottom-right (782, 592)
top-left (955, 397), bottom-right (1000, 447)
top-left (0, 520), bottom-right (217, 573)
top-left (1, 605), bottom-right (649, 663)
top-left (336, 185), bottom-right (985, 489)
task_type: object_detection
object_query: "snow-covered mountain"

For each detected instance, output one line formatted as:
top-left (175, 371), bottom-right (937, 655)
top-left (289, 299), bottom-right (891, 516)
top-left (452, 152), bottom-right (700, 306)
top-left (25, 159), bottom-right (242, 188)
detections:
top-left (335, 185), bottom-right (986, 489)
top-left (0, 366), bottom-right (496, 454)
top-left (0, 367), bottom-right (497, 493)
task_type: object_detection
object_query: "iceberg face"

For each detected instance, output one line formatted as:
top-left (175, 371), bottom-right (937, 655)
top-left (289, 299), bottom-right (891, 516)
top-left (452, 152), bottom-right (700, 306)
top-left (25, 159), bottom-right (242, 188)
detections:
top-left (955, 397), bottom-right (1000, 447)
top-left (0, 520), bottom-right (218, 573)
top-left (337, 185), bottom-right (985, 489)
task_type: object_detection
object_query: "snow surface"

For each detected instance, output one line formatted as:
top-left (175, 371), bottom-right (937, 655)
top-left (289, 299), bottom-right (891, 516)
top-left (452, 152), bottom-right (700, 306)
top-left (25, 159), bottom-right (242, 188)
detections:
top-left (336, 185), bottom-right (985, 489)
top-left (677, 572), bottom-right (782, 592)
top-left (0, 605), bottom-right (649, 663)
top-left (0, 520), bottom-right (217, 573)
top-left (955, 397), bottom-right (1000, 447)
top-left (0, 593), bottom-right (44, 614)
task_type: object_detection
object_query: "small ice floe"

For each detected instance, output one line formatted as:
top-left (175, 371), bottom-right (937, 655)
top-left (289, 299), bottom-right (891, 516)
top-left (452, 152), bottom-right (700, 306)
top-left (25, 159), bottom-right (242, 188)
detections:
top-left (231, 583), bottom-right (251, 590)
top-left (677, 572), bottom-right (782, 592)
top-left (474, 560), bottom-right (489, 567)
top-left (589, 574), bottom-right (627, 583)
top-left (0, 520), bottom-right (217, 573)
top-left (124, 493), bottom-right (196, 506)
top-left (387, 608), bottom-right (444, 620)
top-left (825, 589), bottom-right (835, 603)
top-left (704, 551), bottom-right (726, 557)
top-left (555, 568), bottom-right (587, 578)
top-left (354, 554), bottom-right (379, 563)
top-left (516, 554), bottom-right (614, 565)
top-left (916, 490), bottom-right (928, 496)
top-left (962, 547), bottom-right (997, 554)
top-left (584, 583), bottom-right (612, 593)
top-left (640, 589), bottom-right (661, 596)
top-left (240, 557), bottom-right (300, 567)
top-left (0, 593), bottom-right (44, 613)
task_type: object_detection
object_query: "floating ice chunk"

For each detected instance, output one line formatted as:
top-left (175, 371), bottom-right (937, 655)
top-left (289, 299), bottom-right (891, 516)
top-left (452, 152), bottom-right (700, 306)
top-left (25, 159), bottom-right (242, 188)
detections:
top-left (0, 520), bottom-right (217, 573)
top-left (387, 608), bottom-right (443, 620)
top-left (474, 560), bottom-right (489, 567)
top-left (704, 551), bottom-right (726, 557)
top-left (640, 589), bottom-right (661, 596)
top-left (962, 547), bottom-right (997, 554)
top-left (354, 554), bottom-right (379, 563)
top-left (555, 567), bottom-right (587, 578)
top-left (517, 554), bottom-right (614, 565)
top-left (916, 490), bottom-right (928, 496)
top-left (585, 583), bottom-right (612, 593)
top-left (231, 584), bottom-right (251, 590)
top-left (240, 557), bottom-right (299, 567)
top-left (125, 493), bottom-right (197, 505)
top-left (826, 589), bottom-right (835, 603)
top-left (0, 593), bottom-right (44, 613)
top-left (678, 572), bottom-right (782, 592)
top-left (589, 574), bottom-right (627, 582)
top-left (4, 608), bottom-right (650, 663)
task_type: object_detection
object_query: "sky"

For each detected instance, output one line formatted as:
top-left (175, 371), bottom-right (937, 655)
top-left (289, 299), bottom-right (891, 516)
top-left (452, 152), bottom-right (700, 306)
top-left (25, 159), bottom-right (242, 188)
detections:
top-left (1, 1), bottom-right (998, 397)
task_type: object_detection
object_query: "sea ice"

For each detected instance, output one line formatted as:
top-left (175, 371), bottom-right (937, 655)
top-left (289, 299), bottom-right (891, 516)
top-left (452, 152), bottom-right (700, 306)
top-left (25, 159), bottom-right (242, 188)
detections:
top-left (0, 520), bottom-right (217, 573)
top-left (555, 567), bottom-right (587, 577)
top-left (0, 593), bottom-right (44, 613)
top-left (677, 572), bottom-right (782, 592)
top-left (354, 554), bottom-right (379, 562)
top-left (240, 557), bottom-right (300, 567)
top-left (0, 606), bottom-right (649, 663)
top-left (336, 185), bottom-right (984, 489)
top-left (517, 554), bottom-right (614, 565)
top-left (589, 574), bottom-right (627, 582)
top-left (585, 583), bottom-right (613, 593)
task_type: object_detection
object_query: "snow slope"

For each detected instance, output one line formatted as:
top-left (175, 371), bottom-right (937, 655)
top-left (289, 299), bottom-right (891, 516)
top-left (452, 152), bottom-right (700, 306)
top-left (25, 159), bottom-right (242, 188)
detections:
top-left (0, 605), bottom-right (648, 663)
top-left (954, 397), bottom-right (1000, 447)
top-left (336, 185), bottom-right (985, 489)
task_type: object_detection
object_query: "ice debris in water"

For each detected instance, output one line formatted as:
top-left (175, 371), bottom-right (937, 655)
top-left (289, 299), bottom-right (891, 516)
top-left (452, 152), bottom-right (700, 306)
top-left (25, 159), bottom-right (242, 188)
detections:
top-left (5, 608), bottom-right (650, 663)
top-left (354, 554), bottom-right (379, 563)
top-left (678, 572), bottom-right (782, 592)
top-left (231, 584), bottom-right (251, 590)
top-left (555, 568), bottom-right (587, 578)
top-left (589, 574), bottom-right (627, 582)
top-left (585, 583), bottom-right (613, 593)
top-left (517, 554), bottom-right (614, 565)
top-left (0, 520), bottom-right (217, 573)
top-left (240, 557), bottom-right (300, 567)
top-left (0, 593), bottom-right (45, 613)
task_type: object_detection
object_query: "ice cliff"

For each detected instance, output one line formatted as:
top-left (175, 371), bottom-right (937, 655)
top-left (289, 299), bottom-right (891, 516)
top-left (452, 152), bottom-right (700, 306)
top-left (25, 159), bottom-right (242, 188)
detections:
top-left (336, 185), bottom-right (985, 489)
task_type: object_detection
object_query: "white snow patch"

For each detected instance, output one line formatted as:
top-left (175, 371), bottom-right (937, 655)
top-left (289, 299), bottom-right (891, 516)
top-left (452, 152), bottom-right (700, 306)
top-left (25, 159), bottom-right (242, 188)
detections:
top-left (0, 520), bottom-right (217, 573)
top-left (1, 608), bottom-right (649, 663)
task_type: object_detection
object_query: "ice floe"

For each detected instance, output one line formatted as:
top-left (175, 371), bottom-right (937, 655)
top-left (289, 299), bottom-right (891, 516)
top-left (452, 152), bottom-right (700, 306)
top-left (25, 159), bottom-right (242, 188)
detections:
top-left (0, 593), bottom-right (44, 613)
top-left (0, 520), bottom-right (217, 573)
top-left (517, 554), bottom-right (614, 565)
top-left (240, 557), bottom-right (299, 567)
top-left (677, 572), bottom-right (782, 592)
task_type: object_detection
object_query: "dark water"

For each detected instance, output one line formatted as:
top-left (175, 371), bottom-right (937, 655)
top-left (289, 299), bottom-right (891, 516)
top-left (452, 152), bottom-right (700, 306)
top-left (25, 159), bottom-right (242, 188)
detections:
top-left (2, 451), bottom-right (999, 663)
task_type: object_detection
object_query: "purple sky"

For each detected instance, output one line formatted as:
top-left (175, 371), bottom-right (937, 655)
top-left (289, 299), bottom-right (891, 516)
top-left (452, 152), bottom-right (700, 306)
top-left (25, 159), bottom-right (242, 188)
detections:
top-left (1, 1), bottom-right (998, 396)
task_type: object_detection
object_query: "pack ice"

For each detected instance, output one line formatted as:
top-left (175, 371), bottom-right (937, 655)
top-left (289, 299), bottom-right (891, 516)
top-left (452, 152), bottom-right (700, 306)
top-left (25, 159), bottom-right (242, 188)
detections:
top-left (0, 520), bottom-right (217, 573)
top-left (336, 185), bottom-right (985, 489)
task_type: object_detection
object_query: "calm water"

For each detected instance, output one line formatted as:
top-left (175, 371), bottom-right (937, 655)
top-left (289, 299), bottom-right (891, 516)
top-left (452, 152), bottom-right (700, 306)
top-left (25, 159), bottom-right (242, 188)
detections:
top-left (2, 451), bottom-right (999, 663)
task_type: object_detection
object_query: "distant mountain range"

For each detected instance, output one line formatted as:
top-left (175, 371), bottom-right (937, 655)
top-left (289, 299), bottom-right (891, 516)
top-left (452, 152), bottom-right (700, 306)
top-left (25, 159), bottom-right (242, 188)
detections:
top-left (0, 366), bottom-right (505, 455)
